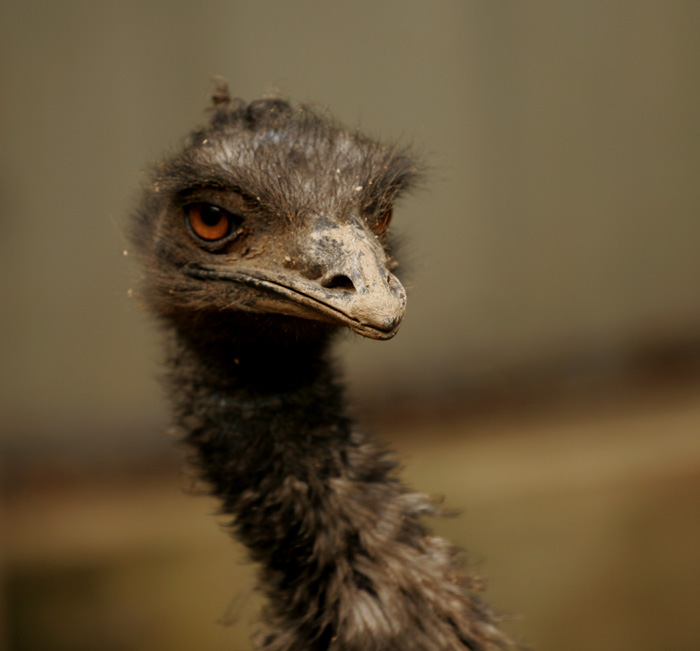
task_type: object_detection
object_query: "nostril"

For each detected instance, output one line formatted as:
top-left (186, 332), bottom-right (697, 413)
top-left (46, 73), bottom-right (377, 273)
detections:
top-left (321, 274), bottom-right (356, 292)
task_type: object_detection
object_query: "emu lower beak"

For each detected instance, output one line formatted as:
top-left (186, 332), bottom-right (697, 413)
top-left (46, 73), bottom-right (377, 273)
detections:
top-left (185, 222), bottom-right (406, 340)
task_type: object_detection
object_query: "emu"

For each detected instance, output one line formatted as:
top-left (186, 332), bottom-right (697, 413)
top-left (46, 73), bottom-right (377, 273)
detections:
top-left (131, 81), bottom-right (516, 650)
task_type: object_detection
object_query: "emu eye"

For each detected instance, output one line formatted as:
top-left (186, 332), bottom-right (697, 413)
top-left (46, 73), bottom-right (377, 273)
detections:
top-left (185, 203), bottom-right (239, 243)
top-left (374, 207), bottom-right (393, 234)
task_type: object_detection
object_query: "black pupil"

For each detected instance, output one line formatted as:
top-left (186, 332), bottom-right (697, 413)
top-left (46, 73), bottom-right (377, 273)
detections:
top-left (200, 204), bottom-right (224, 226)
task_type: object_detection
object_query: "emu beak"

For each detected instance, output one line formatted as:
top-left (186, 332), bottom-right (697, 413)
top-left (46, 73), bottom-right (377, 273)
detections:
top-left (287, 219), bottom-right (407, 339)
top-left (185, 221), bottom-right (406, 340)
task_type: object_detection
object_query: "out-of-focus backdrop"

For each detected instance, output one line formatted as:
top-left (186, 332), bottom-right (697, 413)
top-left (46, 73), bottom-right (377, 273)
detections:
top-left (2, 2), bottom-right (699, 650)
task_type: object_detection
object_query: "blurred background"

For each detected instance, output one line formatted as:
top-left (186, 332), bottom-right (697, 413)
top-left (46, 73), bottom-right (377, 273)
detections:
top-left (2, 2), bottom-right (699, 649)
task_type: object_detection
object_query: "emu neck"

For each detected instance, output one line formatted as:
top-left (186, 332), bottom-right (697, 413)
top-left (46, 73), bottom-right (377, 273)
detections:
top-left (164, 313), bottom-right (362, 639)
top-left (162, 312), bottom-right (508, 650)
top-left (165, 313), bottom-right (352, 486)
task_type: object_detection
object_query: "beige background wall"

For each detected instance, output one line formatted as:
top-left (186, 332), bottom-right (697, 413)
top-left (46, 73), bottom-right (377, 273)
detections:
top-left (2, 3), bottom-right (700, 650)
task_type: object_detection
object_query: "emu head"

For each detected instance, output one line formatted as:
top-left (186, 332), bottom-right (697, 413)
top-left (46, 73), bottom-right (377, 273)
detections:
top-left (132, 84), bottom-right (419, 341)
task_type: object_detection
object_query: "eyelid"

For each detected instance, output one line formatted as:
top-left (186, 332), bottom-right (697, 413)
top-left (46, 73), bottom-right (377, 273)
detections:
top-left (177, 187), bottom-right (252, 214)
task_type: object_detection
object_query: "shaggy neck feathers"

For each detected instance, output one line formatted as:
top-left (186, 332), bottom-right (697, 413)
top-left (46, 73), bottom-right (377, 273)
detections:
top-left (161, 313), bottom-right (511, 650)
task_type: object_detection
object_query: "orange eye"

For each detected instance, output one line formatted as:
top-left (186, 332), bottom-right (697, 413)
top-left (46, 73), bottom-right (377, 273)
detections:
top-left (375, 207), bottom-right (393, 234)
top-left (186, 203), bottom-right (233, 242)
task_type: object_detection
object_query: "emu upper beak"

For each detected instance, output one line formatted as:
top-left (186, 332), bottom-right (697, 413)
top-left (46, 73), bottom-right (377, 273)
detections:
top-left (185, 221), bottom-right (406, 340)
